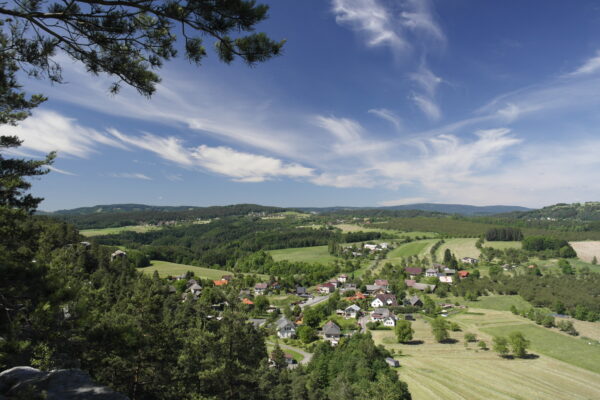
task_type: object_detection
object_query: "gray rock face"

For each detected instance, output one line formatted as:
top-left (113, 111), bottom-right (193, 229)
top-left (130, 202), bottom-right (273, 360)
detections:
top-left (0, 366), bottom-right (129, 399)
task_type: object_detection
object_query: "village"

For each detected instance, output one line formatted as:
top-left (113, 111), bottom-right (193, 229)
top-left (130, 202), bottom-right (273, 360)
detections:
top-left (157, 242), bottom-right (479, 369)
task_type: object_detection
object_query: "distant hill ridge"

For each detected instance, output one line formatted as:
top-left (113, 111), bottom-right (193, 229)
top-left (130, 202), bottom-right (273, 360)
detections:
top-left (496, 202), bottom-right (600, 221)
top-left (298, 203), bottom-right (531, 216)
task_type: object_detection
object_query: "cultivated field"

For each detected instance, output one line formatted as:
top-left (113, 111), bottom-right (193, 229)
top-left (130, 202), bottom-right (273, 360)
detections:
top-left (139, 260), bottom-right (236, 280)
top-left (570, 241), bottom-right (600, 262)
top-left (80, 224), bottom-right (160, 237)
top-left (372, 308), bottom-right (600, 399)
top-left (269, 245), bottom-right (337, 264)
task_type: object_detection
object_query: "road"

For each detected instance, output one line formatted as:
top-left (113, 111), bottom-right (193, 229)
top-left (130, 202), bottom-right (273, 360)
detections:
top-left (300, 294), bottom-right (331, 309)
top-left (358, 315), bottom-right (369, 333)
top-left (267, 341), bottom-right (313, 365)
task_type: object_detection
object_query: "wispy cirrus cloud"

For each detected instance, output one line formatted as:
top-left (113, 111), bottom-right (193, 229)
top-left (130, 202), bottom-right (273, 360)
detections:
top-left (111, 173), bottom-right (152, 180)
top-left (2, 110), bottom-right (127, 158)
top-left (331, 0), bottom-right (408, 54)
top-left (400, 0), bottom-right (446, 44)
top-left (368, 108), bottom-right (402, 130)
top-left (567, 50), bottom-right (600, 76)
top-left (109, 129), bottom-right (314, 183)
top-left (331, 0), bottom-right (445, 121)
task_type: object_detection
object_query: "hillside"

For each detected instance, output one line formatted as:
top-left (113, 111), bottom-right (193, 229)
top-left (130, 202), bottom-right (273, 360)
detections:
top-left (498, 202), bottom-right (600, 221)
top-left (45, 204), bottom-right (289, 229)
top-left (45, 203), bottom-right (201, 215)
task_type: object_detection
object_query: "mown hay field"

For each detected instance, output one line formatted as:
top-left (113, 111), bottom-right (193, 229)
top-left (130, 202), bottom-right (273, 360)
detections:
top-left (80, 224), bottom-right (160, 237)
top-left (269, 245), bottom-right (337, 264)
top-left (372, 309), bottom-right (600, 399)
top-left (139, 260), bottom-right (238, 280)
top-left (570, 241), bottom-right (600, 262)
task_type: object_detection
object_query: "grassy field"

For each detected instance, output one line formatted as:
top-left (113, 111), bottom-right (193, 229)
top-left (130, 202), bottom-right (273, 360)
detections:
top-left (481, 323), bottom-right (600, 374)
top-left (139, 260), bottom-right (234, 280)
top-left (269, 245), bottom-right (337, 264)
top-left (444, 295), bottom-right (532, 312)
top-left (334, 225), bottom-right (438, 239)
top-left (372, 310), bottom-right (600, 399)
top-left (386, 239), bottom-right (437, 264)
top-left (485, 241), bottom-right (522, 250)
top-left (80, 224), bottom-right (160, 237)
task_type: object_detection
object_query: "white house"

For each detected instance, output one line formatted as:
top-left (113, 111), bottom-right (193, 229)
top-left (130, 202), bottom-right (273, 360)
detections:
top-left (344, 304), bottom-right (361, 319)
top-left (371, 308), bottom-right (391, 322)
top-left (364, 244), bottom-right (378, 251)
top-left (383, 317), bottom-right (396, 327)
top-left (276, 317), bottom-right (296, 339)
top-left (439, 276), bottom-right (453, 284)
top-left (371, 294), bottom-right (398, 308)
top-left (425, 268), bottom-right (438, 277)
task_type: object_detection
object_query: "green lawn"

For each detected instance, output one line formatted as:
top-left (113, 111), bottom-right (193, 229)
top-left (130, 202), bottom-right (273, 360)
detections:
top-left (80, 224), bottom-right (160, 237)
top-left (269, 245), bottom-right (337, 264)
top-left (484, 241), bottom-right (522, 250)
top-left (266, 294), bottom-right (303, 307)
top-left (481, 323), bottom-right (600, 375)
top-left (266, 344), bottom-right (305, 363)
top-left (139, 260), bottom-right (235, 280)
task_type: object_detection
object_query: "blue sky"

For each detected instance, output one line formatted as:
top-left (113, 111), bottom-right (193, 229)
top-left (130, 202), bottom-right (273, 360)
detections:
top-left (6, 0), bottom-right (600, 210)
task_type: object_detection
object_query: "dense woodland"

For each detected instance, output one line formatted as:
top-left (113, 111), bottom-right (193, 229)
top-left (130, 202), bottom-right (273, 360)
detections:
top-left (50, 204), bottom-right (290, 229)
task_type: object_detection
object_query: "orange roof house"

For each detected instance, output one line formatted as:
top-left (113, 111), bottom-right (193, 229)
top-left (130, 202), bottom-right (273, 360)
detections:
top-left (242, 298), bottom-right (254, 305)
top-left (346, 291), bottom-right (366, 301)
top-left (213, 279), bottom-right (228, 286)
top-left (458, 270), bottom-right (469, 278)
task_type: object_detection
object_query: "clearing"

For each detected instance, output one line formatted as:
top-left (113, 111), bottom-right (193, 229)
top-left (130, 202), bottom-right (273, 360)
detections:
top-left (386, 239), bottom-right (438, 264)
top-left (435, 239), bottom-right (521, 260)
top-left (372, 309), bottom-right (600, 399)
top-left (269, 245), bottom-right (337, 264)
top-left (80, 224), bottom-right (160, 237)
top-left (139, 260), bottom-right (236, 280)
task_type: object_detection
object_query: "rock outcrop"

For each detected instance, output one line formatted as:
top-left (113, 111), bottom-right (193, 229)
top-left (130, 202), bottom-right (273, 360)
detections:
top-left (0, 366), bottom-right (129, 399)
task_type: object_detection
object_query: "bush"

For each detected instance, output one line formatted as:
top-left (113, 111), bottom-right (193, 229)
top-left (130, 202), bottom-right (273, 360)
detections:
top-left (557, 320), bottom-right (579, 336)
top-left (395, 320), bottom-right (414, 343)
top-left (477, 340), bottom-right (487, 350)
top-left (464, 333), bottom-right (477, 342)
top-left (449, 322), bottom-right (461, 332)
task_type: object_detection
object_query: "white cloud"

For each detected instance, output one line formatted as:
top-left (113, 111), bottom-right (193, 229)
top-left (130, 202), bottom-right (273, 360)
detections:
top-left (111, 173), bottom-right (152, 180)
top-left (331, 0), bottom-right (408, 53)
top-left (310, 172), bottom-right (375, 188)
top-left (368, 108), bottom-right (402, 130)
top-left (312, 115), bottom-right (389, 158)
top-left (409, 63), bottom-right (442, 120)
top-left (191, 145), bottom-right (314, 182)
top-left (109, 129), bottom-right (314, 183)
top-left (378, 197), bottom-right (428, 206)
top-left (401, 0), bottom-right (445, 44)
top-left (165, 173), bottom-right (183, 182)
top-left (48, 166), bottom-right (77, 176)
top-left (411, 93), bottom-right (441, 120)
top-left (568, 50), bottom-right (600, 76)
top-left (1, 110), bottom-right (127, 158)
top-left (410, 64), bottom-right (442, 97)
